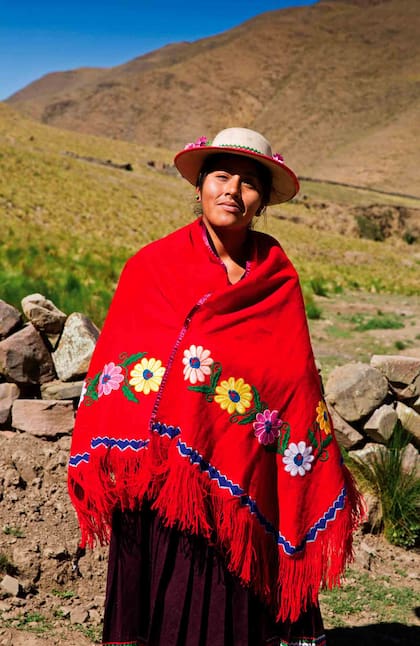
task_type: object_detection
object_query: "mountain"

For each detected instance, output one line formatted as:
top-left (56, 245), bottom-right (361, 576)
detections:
top-left (5, 0), bottom-right (420, 195)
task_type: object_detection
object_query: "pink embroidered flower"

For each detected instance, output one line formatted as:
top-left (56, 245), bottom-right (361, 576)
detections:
top-left (283, 441), bottom-right (314, 477)
top-left (184, 136), bottom-right (208, 150)
top-left (272, 152), bottom-right (284, 163)
top-left (98, 362), bottom-right (124, 397)
top-left (253, 409), bottom-right (282, 445)
top-left (182, 344), bottom-right (213, 384)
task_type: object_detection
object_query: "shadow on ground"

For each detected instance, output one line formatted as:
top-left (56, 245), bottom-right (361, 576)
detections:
top-left (326, 622), bottom-right (420, 645)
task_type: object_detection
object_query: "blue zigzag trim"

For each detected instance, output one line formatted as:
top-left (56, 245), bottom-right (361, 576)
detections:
top-left (151, 421), bottom-right (181, 439)
top-left (176, 440), bottom-right (347, 556)
top-left (177, 440), bottom-right (245, 496)
top-left (68, 452), bottom-right (90, 467)
top-left (91, 437), bottom-right (150, 451)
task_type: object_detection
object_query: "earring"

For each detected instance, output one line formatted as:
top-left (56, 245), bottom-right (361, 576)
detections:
top-left (196, 195), bottom-right (200, 202)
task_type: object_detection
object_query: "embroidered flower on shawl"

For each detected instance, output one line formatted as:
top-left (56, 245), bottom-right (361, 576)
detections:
top-left (283, 441), bottom-right (314, 477)
top-left (98, 362), bottom-right (124, 397)
top-left (129, 357), bottom-right (165, 395)
top-left (214, 377), bottom-right (253, 415)
top-left (253, 409), bottom-right (282, 445)
top-left (316, 400), bottom-right (332, 435)
top-left (182, 345), bottom-right (213, 384)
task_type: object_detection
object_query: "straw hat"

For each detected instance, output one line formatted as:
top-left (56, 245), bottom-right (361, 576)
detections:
top-left (174, 127), bottom-right (299, 204)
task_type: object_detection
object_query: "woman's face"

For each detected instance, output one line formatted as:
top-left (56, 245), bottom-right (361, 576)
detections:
top-left (197, 155), bottom-right (265, 233)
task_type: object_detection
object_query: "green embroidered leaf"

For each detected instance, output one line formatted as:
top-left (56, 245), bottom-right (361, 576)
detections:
top-left (252, 385), bottom-right (262, 410)
top-left (321, 435), bottom-right (333, 449)
top-left (188, 384), bottom-right (214, 394)
top-left (210, 362), bottom-right (222, 389)
top-left (120, 352), bottom-right (146, 368)
top-left (122, 385), bottom-right (139, 403)
top-left (308, 429), bottom-right (319, 449)
top-left (280, 426), bottom-right (290, 454)
top-left (236, 412), bottom-right (257, 426)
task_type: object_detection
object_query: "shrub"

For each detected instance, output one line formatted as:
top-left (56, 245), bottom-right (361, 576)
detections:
top-left (351, 422), bottom-right (420, 548)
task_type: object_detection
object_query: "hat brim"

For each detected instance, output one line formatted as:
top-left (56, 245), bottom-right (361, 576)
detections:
top-left (174, 146), bottom-right (299, 205)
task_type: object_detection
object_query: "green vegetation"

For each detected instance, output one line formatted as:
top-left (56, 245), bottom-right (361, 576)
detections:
top-left (3, 526), bottom-right (25, 538)
top-left (51, 588), bottom-right (76, 599)
top-left (320, 570), bottom-right (418, 627)
top-left (348, 311), bottom-right (405, 332)
top-left (350, 422), bottom-right (420, 548)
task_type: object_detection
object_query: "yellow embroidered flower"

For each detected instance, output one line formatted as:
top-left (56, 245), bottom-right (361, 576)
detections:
top-left (316, 400), bottom-right (331, 435)
top-left (129, 357), bottom-right (165, 395)
top-left (214, 377), bottom-right (253, 415)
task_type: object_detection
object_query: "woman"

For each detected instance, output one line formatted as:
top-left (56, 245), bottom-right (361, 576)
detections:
top-left (68, 128), bottom-right (362, 646)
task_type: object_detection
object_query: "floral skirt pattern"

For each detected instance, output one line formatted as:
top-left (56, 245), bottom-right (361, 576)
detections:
top-left (102, 505), bottom-right (326, 646)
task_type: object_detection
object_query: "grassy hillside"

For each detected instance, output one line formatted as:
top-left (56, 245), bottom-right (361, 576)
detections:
top-left (6, 0), bottom-right (420, 196)
top-left (1, 104), bottom-right (419, 326)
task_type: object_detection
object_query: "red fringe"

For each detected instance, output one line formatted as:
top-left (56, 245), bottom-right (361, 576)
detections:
top-left (68, 450), bottom-right (364, 623)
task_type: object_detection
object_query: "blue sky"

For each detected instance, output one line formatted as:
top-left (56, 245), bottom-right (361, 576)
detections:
top-left (0, 1), bottom-right (317, 100)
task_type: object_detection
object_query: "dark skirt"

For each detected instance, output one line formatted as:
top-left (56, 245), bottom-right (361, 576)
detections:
top-left (102, 505), bottom-right (326, 646)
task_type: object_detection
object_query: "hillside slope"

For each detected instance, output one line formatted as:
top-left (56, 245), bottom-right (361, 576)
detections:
top-left (5, 0), bottom-right (420, 195)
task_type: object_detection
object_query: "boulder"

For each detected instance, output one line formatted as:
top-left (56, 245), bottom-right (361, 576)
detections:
top-left (364, 404), bottom-right (398, 444)
top-left (0, 300), bottom-right (22, 340)
top-left (325, 362), bottom-right (388, 422)
top-left (0, 324), bottom-right (55, 384)
top-left (0, 383), bottom-right (20, 425)
top-left (40, 379), bottom-right (84, 400)
top-left (401, 443), bottom-right (420, 477)
top-left (11, 400), bottom-right (75, 438)
top-left (52, 313), bottom-right (99, 381)
top-left (396, 401), bottom-right (420, 448)
top-left (0, 574), bottom-right (21, 597)
top-left (21, 293), bottom-right (67, 335)
top-left (349, 442), bottom-right (384, 465)
top-left (371, 354), bottom-right (420, 385)
top-left (327, 404), bottom-right (364, 449)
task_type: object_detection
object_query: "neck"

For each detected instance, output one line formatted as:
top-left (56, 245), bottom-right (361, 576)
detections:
top-left (203, 220), bottom-right (249, 267)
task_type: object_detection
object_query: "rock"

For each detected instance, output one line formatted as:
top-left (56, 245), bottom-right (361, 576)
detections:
top-left (325, 362), bottom-right (388, 422)
top-left (0, 574), bottom-right (21, 597)
top-left (70, 605), bottom-right (89, 625)
top-left (396, 401), bottom-right (420, 448)
top-left (21, 294), bottom-right (67, 335)
top-left (349, 442), bottom-right (384, 465)
top-left (0, 383), bottom-right (20, 425)
top-left (12, 544), bottom-right (41, 586)
top-left (12, 400), bottom-right (75, 438)
top-left (11, 448), bottom-right (38, 484)
top-left (364, 404), bottom-right (398, 444)
top-left (40, 379), bottom-right (84, 400)
top-left (0, 301), bottom-right (22, 341)
top-left (0, 324), bottom-right (56, 384)
top-left (327, 404), bottom-right (364, 449)
top-left (389, 377), bottom-right (420, 400)
top-left (413, 396), bottom-right (420, 414)
top-left (52, 313), bottom-right (99, 381)
top-left (401, 443), bottom-right (420, 477)
top-left (361, 492), bottom-right (382, 532)
top-left (371, 354), bottom-right (420, 385)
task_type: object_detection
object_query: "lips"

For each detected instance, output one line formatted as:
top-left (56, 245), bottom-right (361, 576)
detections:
top-left (218, 201), bottom-right (243, 214)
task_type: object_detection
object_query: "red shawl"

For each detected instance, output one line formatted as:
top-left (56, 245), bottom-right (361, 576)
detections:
top-left (68, 217), bottom-right (362, 622)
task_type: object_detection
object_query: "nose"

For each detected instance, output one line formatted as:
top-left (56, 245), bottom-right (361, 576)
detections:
top-left (225, 174), bottom-right (241, 197)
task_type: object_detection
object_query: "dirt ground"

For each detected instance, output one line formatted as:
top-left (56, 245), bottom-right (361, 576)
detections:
top-left (1, 291), bottom-right (419, 646)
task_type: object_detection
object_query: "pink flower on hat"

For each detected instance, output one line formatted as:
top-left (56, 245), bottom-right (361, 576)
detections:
top-left (272, 152), bottom-right (284, 163)
top-left (184, 136), bottom-right (208, 150)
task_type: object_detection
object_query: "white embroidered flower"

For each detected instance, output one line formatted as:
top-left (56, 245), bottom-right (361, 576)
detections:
top-left (182, 345), bottom-right (213, 384)
top-left (282, 441), bottom-right (314, 477)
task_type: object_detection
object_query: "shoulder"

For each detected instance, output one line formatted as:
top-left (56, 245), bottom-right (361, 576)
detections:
top-left (124, 220), bottom-right (195, 272)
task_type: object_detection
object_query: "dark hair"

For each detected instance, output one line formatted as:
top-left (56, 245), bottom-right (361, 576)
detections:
top-left (196, 153), bottom-right (272, 207)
